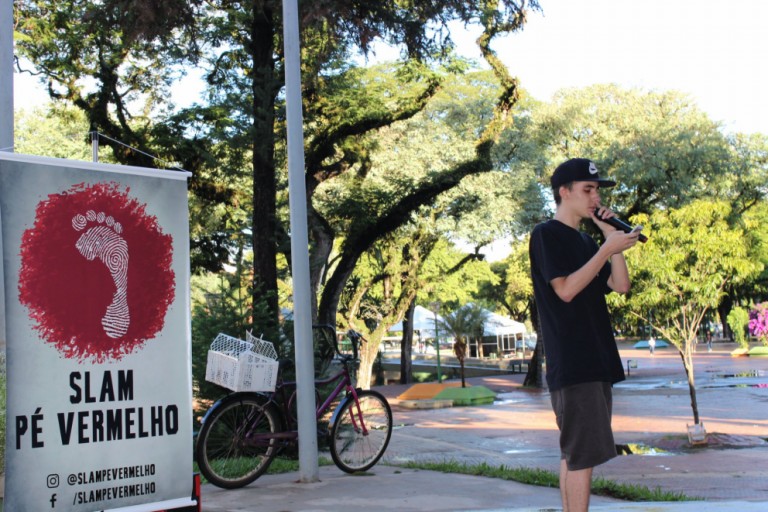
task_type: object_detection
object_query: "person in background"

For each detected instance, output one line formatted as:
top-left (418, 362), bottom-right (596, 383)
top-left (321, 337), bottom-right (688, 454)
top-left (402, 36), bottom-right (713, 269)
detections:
top-left (529, 158), bottom-right (642, 512)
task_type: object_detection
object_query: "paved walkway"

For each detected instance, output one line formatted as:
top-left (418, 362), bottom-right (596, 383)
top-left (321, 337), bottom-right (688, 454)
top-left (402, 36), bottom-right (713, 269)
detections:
top-left (200, 343), bottom-right (768, 511)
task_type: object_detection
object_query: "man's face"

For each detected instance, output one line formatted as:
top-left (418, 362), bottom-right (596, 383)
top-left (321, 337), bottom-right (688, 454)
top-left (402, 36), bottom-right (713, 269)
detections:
top-left (560, 181), bottom-right (601, 218)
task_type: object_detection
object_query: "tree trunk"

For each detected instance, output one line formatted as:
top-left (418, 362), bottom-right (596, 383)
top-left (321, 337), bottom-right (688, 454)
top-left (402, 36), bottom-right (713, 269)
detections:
top-left (358, 328), bottom-right (389, 389)
top-left (454, 337), bottom-right (467, 388)
top-left (308, 204), bottom-right (334, 321)
top-left (400, 300), bottom-right (415, 384)
top-left (317, 156), bottom-right (498, 328)
top-left (318, 246), bottom-right (361, 327)
top-left (250, 6), bottom-right (279, 339)
top-left (680, 348), bottom-right (700, 424)
top-left (524, 301), bottom-right (545, 388)
top-left (717, 293), bottom-right (733, 341)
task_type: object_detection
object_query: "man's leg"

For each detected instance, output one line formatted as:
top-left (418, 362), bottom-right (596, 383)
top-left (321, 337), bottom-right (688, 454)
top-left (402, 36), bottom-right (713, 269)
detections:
top-left (560, 460), bottom-right (592, 512)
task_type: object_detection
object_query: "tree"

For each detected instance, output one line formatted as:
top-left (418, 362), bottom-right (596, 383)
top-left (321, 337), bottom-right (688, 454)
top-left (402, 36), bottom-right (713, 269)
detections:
top-left (340, 227), bottom-right (438, 388)
top-left (314, 28), bottom-right (537, 331)
top-left (15, 105), bottom-right (114, 162)
top-left (15, 0), bottom-right (542, 345)
top-left (619, 200), bottom-right (762, 427)
top-left (727, 306), bottom-right (750, 348)
top-left (474, 237), bottom-right (546, 387)
top-left (313, 65), bottom-right (532, 386)
top-left (719, 196), bottom-right (768, 337)
top-left (337, 224), bottom-right (493, 388)
top-left (396, 238), bottom-right (496, 385)
top-left (522, 85), bottom-right (768, 345)
top-left (478, 238), bottom-right (532, 321)
top-left (438, 303), bottom-right (489, 387)
top-left (530, 84), bottom-right (734, 217)
top-left (398, 299), bottom-right (418, 385)
top-left (707, 133), bottom-right (768, 336)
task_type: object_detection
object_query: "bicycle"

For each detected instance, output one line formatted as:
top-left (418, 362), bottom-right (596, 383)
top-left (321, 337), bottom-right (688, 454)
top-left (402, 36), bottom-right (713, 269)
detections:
top-left (195, 326), bottom-right (393, 489)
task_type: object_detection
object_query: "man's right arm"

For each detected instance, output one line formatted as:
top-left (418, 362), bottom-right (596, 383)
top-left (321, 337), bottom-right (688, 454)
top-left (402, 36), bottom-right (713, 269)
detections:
top-left (550, 230), bottom-right (638, 303)
top-left (549, 244), bottom-right (614, 303)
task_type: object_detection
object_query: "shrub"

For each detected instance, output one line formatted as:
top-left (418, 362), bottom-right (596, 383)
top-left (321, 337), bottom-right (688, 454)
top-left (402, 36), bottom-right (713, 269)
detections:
top-left (727, 306), bottom-right (750, 348)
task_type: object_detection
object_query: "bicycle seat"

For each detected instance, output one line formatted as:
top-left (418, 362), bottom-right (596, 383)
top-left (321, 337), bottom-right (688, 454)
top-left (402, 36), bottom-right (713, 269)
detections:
top-left (277, 358), bottom-right (295, 373)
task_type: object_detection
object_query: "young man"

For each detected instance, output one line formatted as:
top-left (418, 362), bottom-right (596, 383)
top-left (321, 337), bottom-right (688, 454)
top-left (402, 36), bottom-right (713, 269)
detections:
top-left (529, 158), bottom-right (641, 512)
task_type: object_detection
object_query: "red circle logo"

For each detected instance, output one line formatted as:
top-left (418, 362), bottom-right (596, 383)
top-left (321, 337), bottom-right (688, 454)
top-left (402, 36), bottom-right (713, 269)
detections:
top-left (18, 182), bottom-right (175, 362)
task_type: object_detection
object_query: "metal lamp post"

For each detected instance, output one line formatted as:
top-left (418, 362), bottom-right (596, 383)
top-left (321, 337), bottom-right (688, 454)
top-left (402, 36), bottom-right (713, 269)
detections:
top-left (429, 301), bottom-right (442, 383)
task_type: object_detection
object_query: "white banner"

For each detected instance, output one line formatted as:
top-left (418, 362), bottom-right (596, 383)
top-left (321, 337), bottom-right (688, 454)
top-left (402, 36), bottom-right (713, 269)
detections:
top-left (1, 153), bottom-right (194, 511)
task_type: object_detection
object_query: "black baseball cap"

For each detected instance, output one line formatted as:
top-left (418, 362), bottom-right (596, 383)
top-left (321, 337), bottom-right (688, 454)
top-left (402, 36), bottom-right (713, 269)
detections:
top-left (550, 158), bottom-right (616, 189)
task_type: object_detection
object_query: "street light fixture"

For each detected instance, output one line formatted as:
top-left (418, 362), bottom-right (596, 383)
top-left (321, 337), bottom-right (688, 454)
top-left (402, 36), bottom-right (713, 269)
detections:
top-left (429, 301), bottom-right (442, 383)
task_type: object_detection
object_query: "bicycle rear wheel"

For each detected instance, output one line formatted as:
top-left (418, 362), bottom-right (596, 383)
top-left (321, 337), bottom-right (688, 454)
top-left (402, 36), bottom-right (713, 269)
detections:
top-left (330, 389), bottom-right (392, 473)
top-left (196, 394), bottom-right (281, 489)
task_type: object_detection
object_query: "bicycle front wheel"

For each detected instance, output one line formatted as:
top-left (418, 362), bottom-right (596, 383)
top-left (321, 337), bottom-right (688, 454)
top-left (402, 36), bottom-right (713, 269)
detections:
top-left (330, 389), bottom-right (392, 473)
top-left (196, 394), bottom-right (281, 489)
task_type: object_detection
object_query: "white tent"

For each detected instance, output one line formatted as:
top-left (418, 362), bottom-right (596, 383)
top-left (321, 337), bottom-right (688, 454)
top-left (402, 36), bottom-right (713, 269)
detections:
top-left (483, 311), bottom-right (526, 336)
top-left (389, 305), bottom-right (446, 339)
top-left (464, 307), bottom-right (526, 358)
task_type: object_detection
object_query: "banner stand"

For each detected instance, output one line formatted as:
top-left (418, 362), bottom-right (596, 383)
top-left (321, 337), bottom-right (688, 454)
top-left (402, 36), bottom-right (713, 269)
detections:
top-left (105, 473), bottom-right (200, 512)
top-left (1, 152), bottom-right (197, 512)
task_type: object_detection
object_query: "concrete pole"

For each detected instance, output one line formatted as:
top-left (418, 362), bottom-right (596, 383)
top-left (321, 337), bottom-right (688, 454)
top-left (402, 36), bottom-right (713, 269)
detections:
top-left (0, 0), bottom-right (12, 349)
top-left (430, 302), bottom-right (442, 383)
top-left (0, 0), bottom-right (13, 151)
top-left (282, 0), bottom-right (318, 483)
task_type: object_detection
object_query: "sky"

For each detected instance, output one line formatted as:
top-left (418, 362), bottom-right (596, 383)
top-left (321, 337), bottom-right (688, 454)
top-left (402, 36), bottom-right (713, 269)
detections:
top-left (471, 0), bottom-right (768, 135)
top-left (15, 0), bottom-right (768, 136)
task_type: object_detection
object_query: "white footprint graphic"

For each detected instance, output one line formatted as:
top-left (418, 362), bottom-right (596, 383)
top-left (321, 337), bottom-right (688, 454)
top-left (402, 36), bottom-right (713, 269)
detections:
top-left (72, 210), bottom-right (130, 338)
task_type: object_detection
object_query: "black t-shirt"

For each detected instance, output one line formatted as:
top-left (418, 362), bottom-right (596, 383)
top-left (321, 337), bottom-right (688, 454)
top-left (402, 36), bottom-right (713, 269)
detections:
top-left (529, 219), bottom-right (626, 390)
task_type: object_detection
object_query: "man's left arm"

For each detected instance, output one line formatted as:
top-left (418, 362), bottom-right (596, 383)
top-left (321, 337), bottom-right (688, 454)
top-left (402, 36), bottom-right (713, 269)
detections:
top-left (607, 253), bottom-right (630, 294)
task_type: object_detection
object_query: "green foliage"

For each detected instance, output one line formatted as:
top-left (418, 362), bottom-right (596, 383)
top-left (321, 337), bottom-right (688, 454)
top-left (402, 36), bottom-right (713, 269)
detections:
top-left (476, 238), bottom-right (532, 321)
top-left (313, 69), bottom-right (517, 239)
top-left (341, 226), bottom-right (439, 387)
top-left (15, 0), bottom-right (191, 168)
top-left (590, 476), bottom-right (697, 502)
top-left (396, 460), bottom-right (698, 502)
top-left (726, 133), bottom-right (768, 214)
top-left (420, 239), bottom-right (497, 309)
top-left (623, 201), bottom-right (762, 329)
top-left (17, 0), bottom-right (543, 343)
top-left (727, 306), bottom-right (750, 348)
top-left (190, 270), bottom-right (275, 407)
top-left (525, 84), bottom-right (743, 216)
top-left (15, 105), bottom-right (116, 162)
top-left (740, 202), bottom-right (768, 302)
top-left (438, 303), bottom-right (489, 348)
top-left (619, 200), bottom-right (762, 423)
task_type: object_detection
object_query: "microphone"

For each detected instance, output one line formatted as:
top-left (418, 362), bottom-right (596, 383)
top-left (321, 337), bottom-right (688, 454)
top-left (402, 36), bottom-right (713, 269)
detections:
top-left (596, 212), bottom-right (648, 243)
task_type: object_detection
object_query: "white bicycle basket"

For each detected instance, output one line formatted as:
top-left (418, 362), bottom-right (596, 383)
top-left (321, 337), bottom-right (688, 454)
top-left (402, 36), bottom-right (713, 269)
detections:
top-left (205, 332), bottom-right (278, 392)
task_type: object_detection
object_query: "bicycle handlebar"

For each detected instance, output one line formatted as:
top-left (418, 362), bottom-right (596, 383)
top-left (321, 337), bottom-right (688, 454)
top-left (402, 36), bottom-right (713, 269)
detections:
top-left (311, 324), bottom-right (363, 362)
top-left (345, 329), bottom-right (366, 361)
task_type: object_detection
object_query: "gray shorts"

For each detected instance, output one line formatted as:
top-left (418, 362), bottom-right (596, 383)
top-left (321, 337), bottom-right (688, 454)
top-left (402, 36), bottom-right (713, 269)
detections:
top-left (550, 381), bottom-right (616, 471)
